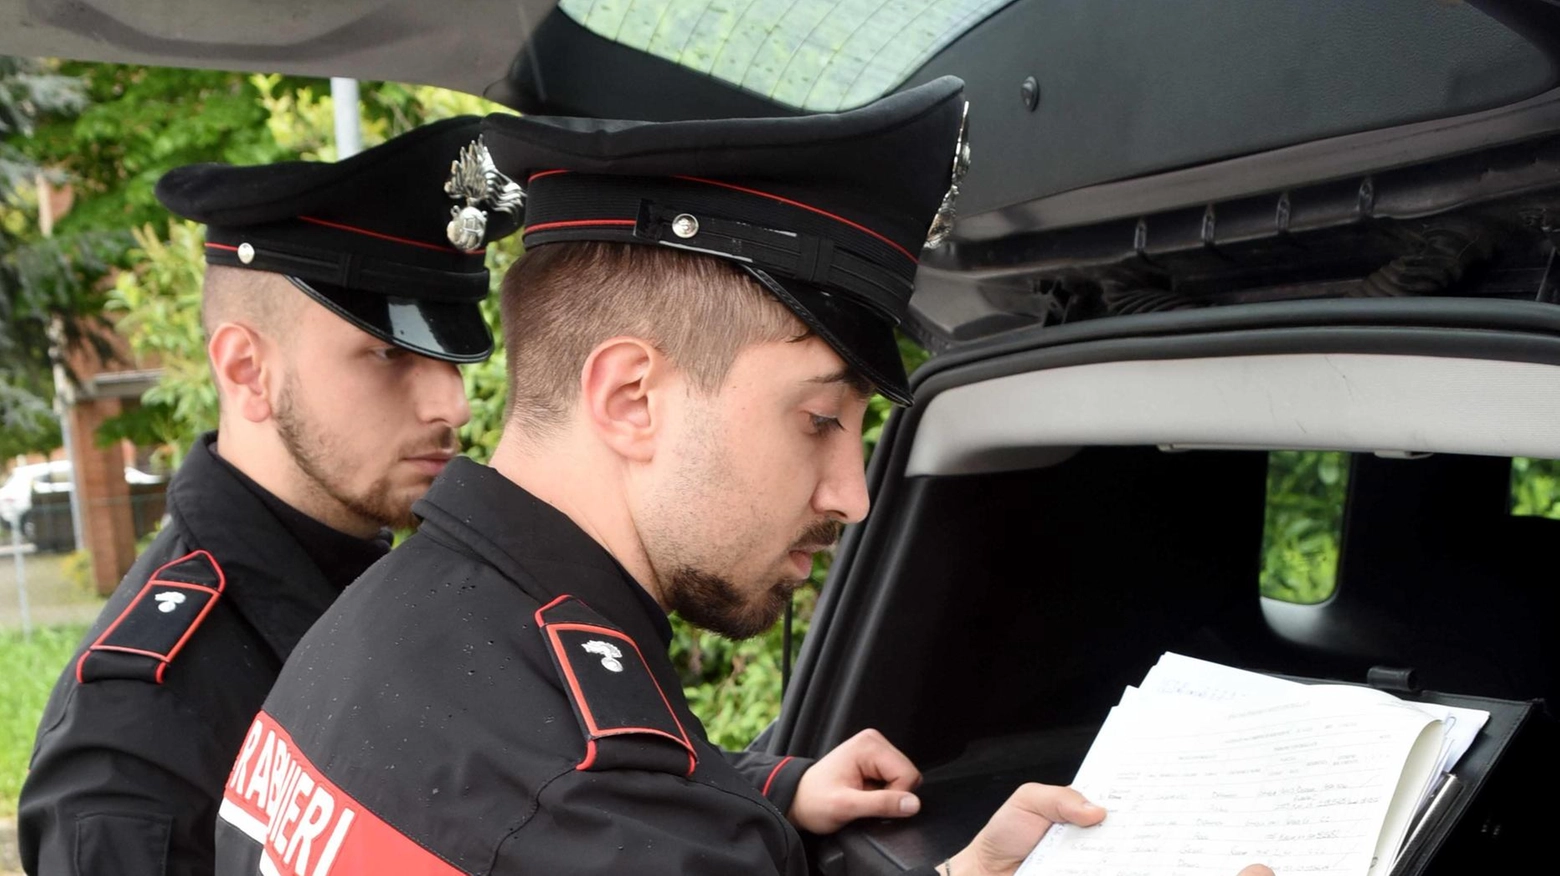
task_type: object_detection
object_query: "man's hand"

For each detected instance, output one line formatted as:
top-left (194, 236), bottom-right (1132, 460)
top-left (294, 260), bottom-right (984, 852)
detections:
top-left (787, 728), bottom-right (922, 834)
top-left (942, 783), bottom-right (1104, 876)
top-left (940, 783), bottom-right (1274, 876)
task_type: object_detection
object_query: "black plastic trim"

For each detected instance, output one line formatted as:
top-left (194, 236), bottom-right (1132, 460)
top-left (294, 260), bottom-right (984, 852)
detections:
top-left (770, 299), bottom-right (1560, 756)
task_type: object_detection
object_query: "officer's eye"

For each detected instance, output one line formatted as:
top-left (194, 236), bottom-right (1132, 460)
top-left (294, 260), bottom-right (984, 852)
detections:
top-left (372, 346), bottom-right (408, 361)
top-left (809, 414), bottom-right (844, 435)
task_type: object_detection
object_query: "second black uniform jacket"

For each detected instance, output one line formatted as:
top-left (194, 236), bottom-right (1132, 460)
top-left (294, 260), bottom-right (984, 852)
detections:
top-left (20, 434), bottom-right (387, 876)
top-left (214, 458), bottom-right (820, 875)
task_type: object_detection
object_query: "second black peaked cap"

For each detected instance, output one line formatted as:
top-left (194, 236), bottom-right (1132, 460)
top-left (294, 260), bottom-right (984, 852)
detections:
top-left (155, 116), bottom-right (521, 363)
top-left (480, 76), bottom-right (970, 405)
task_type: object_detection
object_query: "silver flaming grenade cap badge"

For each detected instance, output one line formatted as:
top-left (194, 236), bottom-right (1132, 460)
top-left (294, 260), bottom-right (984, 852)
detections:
top-left (445, 136), bottom-right (524, 252)
top-left (924, 101), bottom-right (970, 250)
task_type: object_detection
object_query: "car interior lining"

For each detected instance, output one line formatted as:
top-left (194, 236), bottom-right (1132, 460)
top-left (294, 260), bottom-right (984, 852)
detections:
top-left (785, 325), bottom-right (1558, 874)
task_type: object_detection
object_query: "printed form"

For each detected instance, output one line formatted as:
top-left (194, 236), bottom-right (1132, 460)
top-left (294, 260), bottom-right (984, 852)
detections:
top-left (1016, 665), bottom-right (1447, 876)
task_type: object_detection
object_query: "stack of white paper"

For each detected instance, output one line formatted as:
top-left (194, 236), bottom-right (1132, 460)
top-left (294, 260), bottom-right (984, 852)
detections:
top-left (1015, 653), bottom-right (1488, 876)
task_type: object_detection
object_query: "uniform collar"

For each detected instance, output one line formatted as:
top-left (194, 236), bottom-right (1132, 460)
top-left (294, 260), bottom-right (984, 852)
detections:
top-left (165, 434), bottom-right (355, 659)
top-left (413, 457), bottom-right (675, 647)
top-left (206, 442), bottom-right (391, 590)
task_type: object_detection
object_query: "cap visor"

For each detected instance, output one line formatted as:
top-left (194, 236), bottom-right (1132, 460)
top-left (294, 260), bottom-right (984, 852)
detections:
top-left (741, 267), bottom-right (912, 406)
top-left (287, 278), bottom-right (493, 363)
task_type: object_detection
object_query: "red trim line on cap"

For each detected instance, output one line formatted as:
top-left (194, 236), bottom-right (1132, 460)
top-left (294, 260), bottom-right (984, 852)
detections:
top-left (528, 169), bottom-right (570, 183)
top-left (204, 243), bottom-right (239, 252)
top-left (524, 218), bottom-right (638, 234)
top-left (675, 175), bottom-right (918, 264)
top-left (297, 215), bottom-right (482, 255)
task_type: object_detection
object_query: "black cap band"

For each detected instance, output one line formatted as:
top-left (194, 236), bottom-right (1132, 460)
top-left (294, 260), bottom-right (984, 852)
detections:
top-left (482, 77), bottom-right (969, 405)
top-left (205, 228), bottom-right (489, 304)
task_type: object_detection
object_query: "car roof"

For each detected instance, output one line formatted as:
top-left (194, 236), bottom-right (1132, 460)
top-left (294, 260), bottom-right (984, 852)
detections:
top-left (0, 0), bottom-right (548, 100)
top-left (2, 1), bottom-right (1557, 349)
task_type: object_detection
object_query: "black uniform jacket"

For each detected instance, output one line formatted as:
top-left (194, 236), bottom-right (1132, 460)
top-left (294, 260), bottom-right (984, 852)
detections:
top-left (213, 458), bottom-right (825, 876)
top-left (20, 434), bottom-right (388, 876)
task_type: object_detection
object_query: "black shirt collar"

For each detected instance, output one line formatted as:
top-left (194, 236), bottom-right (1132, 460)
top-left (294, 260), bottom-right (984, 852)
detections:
top-left (204, 435), bottom-right (391, 591)
top-left (413, 456), bottom-right (674, 646)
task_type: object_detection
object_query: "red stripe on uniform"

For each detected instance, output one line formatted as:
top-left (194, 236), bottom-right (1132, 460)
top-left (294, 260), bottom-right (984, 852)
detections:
top-left (760, 756), bottom-right (796, 798)
top-left (220, 711), bottom-right (463, 876)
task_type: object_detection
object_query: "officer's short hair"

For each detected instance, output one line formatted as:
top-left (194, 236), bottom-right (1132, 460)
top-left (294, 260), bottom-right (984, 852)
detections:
top-left (200, 264), bottom-right (302, 343)
top-left (500, 241), bottom-right (804, 434)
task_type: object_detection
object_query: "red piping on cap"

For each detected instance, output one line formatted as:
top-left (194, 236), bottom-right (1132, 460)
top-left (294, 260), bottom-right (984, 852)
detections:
top-left (297, 215), bottom-right (482, 255)
top-left (675, 176), bottom-right (918, 264)
top-left (523, 170), bottom-right (917, 264)
top-left (524, 218), bottom-right (638, 234)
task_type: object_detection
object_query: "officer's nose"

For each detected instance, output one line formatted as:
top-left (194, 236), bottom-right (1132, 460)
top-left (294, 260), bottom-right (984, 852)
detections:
top-left (814, 440), bottom-right (871, 525)
top-left (416, 358), bottom-right (472, 429)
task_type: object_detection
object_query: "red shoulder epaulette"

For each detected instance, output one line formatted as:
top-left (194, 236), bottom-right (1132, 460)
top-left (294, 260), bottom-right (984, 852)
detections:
top-left (76, 550), bottom-right (226, 684)
top-left (535, 594), bottom-right (698, 777)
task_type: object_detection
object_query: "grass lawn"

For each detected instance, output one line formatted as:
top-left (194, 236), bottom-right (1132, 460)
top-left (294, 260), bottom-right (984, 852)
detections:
top-left (0, 624), bottom-right (87, 817)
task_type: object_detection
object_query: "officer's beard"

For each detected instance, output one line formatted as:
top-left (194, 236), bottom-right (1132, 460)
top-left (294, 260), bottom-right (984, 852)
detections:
top-left (272, 373), bottom-right (429, 532)
top-left (665, 568), bottom-right (797, 641)
top-left (664, 519), bottom-right (839, 641)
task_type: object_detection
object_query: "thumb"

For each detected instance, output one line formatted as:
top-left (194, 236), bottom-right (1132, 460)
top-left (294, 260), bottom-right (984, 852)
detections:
top-left (838, 787), bottom-right (922, 820)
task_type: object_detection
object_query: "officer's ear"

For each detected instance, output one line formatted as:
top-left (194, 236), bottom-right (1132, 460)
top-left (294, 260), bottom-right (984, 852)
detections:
top-left (207, 322), bottom-right (276, 424)
top-left (579, 336), bottom-right (666, 462)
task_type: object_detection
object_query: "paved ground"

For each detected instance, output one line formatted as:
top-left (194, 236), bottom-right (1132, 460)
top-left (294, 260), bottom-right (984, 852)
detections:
top-left (0, 545), bottom-right (105, 634)
top-left (0, 820), bottom-right (15, 876)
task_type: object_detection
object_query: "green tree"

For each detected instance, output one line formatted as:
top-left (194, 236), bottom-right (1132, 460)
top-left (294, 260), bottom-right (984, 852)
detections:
top-left (1511, 456), bottom-right (1560, 519)
top-left (1260, 450), bottom-right (1348, 604)
top-left (0, 55), bottom-right (87, 457)
top-left (17, 64), bottom-right (297, 234)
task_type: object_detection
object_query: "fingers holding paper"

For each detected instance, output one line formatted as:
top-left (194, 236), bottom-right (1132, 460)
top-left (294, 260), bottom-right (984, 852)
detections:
top-left (938, 783), bottom-right (1276, 876)
top-left (942, 783), bottom-right (1105, 876)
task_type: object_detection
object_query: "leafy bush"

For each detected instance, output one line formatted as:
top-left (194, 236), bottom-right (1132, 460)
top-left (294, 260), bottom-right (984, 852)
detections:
top-left (0, 624), bottom-right (87, 816)
top-left (1260, 451), bottom-right (1348, 604)
top-left (1511, 456), bottom-right (1560, 519)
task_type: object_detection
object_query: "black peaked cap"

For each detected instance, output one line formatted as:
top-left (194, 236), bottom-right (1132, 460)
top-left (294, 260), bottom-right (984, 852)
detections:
top-left (480, 76), bottom-right (968, 404)
top-left (156, 116), bottom-right (521, 363)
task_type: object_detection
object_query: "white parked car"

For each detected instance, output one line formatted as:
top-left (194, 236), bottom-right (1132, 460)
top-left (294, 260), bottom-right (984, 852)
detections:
top-left (0, 460), bottom-right (168, 548)
top-left (0, 460), bottom-right (74, 531)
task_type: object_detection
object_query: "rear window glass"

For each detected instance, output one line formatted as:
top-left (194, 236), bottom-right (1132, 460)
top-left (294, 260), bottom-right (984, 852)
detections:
top-left (1511, 457), bottom-right (1560, 519)
top-left (1263, 453), bottom-right (1560, 606)
top-left (558, 0), bottom-right (1013, 111)
top-left (1261, 450), bottom-right (1347, 606)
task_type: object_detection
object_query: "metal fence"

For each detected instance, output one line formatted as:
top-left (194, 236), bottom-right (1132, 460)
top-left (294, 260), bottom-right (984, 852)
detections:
top-left (23, 484), bottom-right (168, 553)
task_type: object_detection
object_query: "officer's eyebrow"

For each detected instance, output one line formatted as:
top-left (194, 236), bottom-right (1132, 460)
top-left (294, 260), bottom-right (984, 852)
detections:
top-left (806, 367), bottom-right (875, 399)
